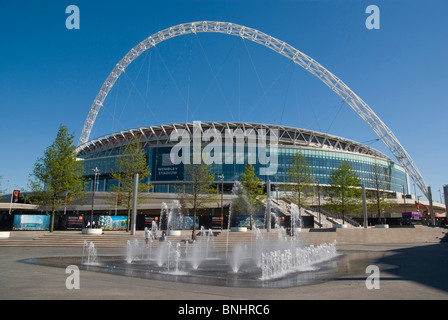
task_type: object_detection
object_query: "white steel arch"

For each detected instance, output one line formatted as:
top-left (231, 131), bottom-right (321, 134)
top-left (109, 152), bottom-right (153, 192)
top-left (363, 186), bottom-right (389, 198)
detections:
top-left (78, 21), bottom-right (428, 198)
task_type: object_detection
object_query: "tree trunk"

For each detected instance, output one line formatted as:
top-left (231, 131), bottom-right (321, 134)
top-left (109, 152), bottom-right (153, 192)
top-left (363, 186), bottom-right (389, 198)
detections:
top-left (50, 199), bottom-right (56, 232)
top-left (193, 207), bottom-right (197, 233)
top-left (376, 188), bottom-right (381, 219)
top-left (249, 211), bottom-right (253, 230)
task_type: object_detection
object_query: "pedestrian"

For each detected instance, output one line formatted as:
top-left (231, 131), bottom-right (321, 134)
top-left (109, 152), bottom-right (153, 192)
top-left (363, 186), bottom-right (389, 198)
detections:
top-left (191, 230), bottom-right (197, 242)
top-left (144, 227), bottom-right (150, 245)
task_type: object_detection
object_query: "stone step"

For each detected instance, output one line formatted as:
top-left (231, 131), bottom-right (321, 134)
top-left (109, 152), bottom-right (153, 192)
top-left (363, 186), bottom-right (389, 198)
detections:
top-left (0, 230), bottom-right (268, 248)
top-left (1, 226), bottom-right (445, 247)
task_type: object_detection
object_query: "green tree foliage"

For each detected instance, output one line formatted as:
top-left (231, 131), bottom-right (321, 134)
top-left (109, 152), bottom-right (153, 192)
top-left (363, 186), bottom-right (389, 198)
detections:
top-left (110, 136), bottom-right (150, 232)
top-left (286, 152), bottom-right (315, 209)
top-left (28, 125), bottom-right (86, 232)
top-left (325, 161), bottom-right (362, 223)
top-left (235, 164), bottom-right (265, 230)
top-left (368, 161), bottom-right (397, 219)
top-left (177, 161), bottom-right (217, 233)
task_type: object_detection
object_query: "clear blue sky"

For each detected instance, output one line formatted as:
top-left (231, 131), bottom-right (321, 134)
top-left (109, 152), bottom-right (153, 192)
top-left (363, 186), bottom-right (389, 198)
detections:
top-left (0, 0), bottom-right (447, 202)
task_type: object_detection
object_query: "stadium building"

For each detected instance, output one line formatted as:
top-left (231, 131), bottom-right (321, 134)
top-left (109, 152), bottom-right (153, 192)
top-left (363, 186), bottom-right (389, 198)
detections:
top-left (77, 121), bottom-right (409, 196)
top-left (70, 120), bottom-right (426, 227)
top-left (2, 121), bottom-right (444, 231)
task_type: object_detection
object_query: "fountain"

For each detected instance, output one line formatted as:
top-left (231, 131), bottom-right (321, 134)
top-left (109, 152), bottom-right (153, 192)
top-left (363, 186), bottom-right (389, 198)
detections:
top-left (29, 224), bottom-right (341, 288)
top-left (188, 239), bottom-right (205, 270)
top-left (228, 181), bottom-right (251, 232)
top-left (229, 244), bottom-right (248, 273)
top-left (151, 220), bottom-right (159, 239)
top-left (113, 182), bottom-right (338, 286)
top-left (159, 202), bottom-right (168, 231)
top-left (126, 239), bottom-right (143, 263)
top-left (171, 243), bottom-right (187, 275)
top-left (267, 202), bottom-right (281, 230)
top-left (25, 182), bottom-right (343, 288)
top-left (161, 200), bottom-right (184, 236)
top-left (290, 203), bottom-right (302, 236)
top-left (199, 226), bottom-right (215, 259)
top-left (260, 241), bottom-right (338, 280)
top-left (82, 240), bottom-right (98, 265)
top-left (119, 212), bottom-right (338, 285)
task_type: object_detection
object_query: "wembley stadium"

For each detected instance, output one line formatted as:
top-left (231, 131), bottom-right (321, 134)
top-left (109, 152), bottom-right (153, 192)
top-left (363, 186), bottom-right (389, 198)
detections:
top-left (66, 120), bottom-right (446, 231)
top-left (77, 121), bottom-right (409, 196)
top-left (1, 21), bottom-right (445, 231)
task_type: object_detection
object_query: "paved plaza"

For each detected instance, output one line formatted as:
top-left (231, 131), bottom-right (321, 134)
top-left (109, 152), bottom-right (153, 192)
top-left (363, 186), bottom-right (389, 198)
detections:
top-left (1, 226), bottom-right (448, 301)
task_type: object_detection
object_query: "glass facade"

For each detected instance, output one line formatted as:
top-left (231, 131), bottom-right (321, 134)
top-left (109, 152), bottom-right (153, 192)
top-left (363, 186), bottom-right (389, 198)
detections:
top-left (80, 145), bottom-right (409, 194)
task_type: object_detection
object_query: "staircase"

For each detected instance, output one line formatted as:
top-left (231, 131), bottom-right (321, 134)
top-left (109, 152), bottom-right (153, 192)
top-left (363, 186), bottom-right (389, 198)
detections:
top-left (0, 225), bottom-right (447, 247)
top-left (0, 230), bottom-right (275, 248)
top-left (269, 199), bottom-right (359, 229)
top-left (304, 209), bottom-right (334, 228)
top-left (0, 231), bottom-right (138, 248)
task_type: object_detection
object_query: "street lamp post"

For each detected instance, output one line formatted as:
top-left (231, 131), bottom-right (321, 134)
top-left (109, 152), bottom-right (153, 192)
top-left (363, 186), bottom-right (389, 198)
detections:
top-left (131, 173), bottom-right (139, 235)
top-left (402, 186), bottom-right (407, 214)
top-left (317, 181), bottom-right (321, 228)
top-left (266, 179), bottom-right (271, 232)
top-left (444, 185), bottom-right (448, 214)
top-left (91, 167), bottom-right (100, 227)
top-left (219, 174), bottom-right (224, 230)
top-left (428, 186), bottom-right (436, 226)
top-left (362, 184), bottom-right (368, 228)
top-left (8, 190), bottom-right (13, 216)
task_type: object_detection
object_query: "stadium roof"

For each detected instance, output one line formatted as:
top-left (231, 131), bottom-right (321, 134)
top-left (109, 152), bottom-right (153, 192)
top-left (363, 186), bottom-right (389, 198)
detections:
top-left (76, 122), bottom-right (391, 161)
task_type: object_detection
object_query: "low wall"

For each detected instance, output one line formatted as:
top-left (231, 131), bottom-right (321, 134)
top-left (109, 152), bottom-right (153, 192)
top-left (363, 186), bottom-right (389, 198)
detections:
top-left (302, 225), bottom-right (448, 245)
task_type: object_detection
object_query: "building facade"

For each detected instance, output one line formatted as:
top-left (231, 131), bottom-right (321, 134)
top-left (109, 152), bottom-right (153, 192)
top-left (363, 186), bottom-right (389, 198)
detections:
top-left (76, 122), bottom-right (409, 195)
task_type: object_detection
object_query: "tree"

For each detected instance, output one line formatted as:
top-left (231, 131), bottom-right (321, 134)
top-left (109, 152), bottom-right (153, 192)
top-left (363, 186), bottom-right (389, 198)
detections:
top-left (325, 161), bottom-right (362, 223)
top-left (28, 125), bottom-right (86, 232)
top-left (110, 136), bottom-right (150, 232)
top-left (177, 161), bottom-right (217, 233)
top-left (285, 152), bottom-right (314, 210)
top-left (368, 161), bottom-right (397, 219)
top-left (236, 164), bottom-right (265, 230)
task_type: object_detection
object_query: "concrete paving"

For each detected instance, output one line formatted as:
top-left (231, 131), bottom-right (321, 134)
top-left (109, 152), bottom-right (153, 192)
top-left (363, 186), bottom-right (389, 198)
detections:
top-left (1, 227), bottom-right (448, 302)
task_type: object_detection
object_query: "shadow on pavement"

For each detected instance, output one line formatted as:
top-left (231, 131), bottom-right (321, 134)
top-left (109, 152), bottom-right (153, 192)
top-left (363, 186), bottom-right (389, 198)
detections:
top-left (376, 233), bottom-right (448, 293)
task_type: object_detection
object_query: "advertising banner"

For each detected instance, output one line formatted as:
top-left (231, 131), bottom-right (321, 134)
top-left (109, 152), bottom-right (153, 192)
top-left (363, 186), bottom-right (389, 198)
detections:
top-left (13, 215), bottom-right (50, 230)
top-left (99, 215), bottom-right (127, 230)
top-left (235, 216), bottom-right (265, 228)
top-left (67, 216), bottom-right (83, 229)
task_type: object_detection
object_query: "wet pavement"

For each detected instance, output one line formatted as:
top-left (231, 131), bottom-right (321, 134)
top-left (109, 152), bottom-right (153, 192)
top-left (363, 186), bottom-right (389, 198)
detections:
top-left (1, 242), bottom-right (448, 300)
